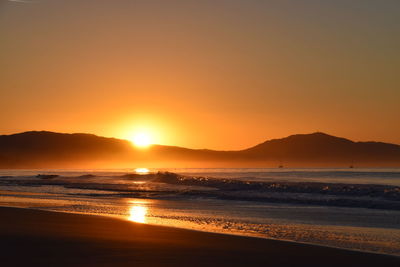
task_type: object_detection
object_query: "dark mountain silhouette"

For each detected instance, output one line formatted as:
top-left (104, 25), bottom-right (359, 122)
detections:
top-left (241, 132), bottom-right (400, 166)
top-left (0, 131), bottom-right (134, 168)
top-left (0, 131), bottom-right (399, 168)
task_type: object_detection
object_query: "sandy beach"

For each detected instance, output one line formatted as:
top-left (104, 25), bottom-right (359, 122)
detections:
top-left (0, 207), bottom-right (398, 266)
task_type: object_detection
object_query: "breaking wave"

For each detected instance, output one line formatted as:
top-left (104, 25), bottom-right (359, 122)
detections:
top-left (1, 171), bottom-right (400, 210)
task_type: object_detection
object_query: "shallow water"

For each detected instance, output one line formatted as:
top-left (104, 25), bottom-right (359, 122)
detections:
top-left (0, 168), bottom-right (400, 256)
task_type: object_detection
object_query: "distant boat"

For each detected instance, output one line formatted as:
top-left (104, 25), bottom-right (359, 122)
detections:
top-left (278, 165), bottom-right (284, 168)
top-left (349, 161), bottom-right (354, 168)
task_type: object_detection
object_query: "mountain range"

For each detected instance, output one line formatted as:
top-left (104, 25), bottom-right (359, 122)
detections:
top-left (0, 131), bottom-right (399, 168)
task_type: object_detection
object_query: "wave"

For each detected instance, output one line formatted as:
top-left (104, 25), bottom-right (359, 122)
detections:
top-left (1, 171), bottom-right (400, 210)
top-left (154, 172), bottom-right (400, 200)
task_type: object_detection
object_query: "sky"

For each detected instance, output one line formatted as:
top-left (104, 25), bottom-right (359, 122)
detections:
top-left (1, 0), bottom-right (399, 149)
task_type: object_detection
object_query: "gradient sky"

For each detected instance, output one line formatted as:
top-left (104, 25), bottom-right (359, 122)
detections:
top-left (1, 0), bottom-right (399, 149)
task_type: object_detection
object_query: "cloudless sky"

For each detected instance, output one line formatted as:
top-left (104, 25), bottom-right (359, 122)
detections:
top-left (1, 0), bottom-right (399, 149)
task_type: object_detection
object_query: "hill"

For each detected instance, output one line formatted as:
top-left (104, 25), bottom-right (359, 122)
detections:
top-left (241, 132), bottom-right (400, 166)
top-left (0, 131), bottom-right (399, 168)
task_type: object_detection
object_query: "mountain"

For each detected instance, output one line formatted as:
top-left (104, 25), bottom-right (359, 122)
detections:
top-left (0, 131), bottom-right (399, 168)
top-left (0, 131), bottom-right (134, 168)
top-left (241, 132), bottom-right (400, 166)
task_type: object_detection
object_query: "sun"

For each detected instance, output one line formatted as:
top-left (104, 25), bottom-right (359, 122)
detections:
top-left (131, 132), bottom-right (152, 147)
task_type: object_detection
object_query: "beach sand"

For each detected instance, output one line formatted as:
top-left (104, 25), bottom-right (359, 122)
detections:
top-left (0, 207), bottom-right (398, 266)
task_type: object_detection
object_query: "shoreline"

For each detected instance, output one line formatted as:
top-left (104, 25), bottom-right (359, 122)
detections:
top-left (2, 204), bottom-right (397, 258)
top-left (0, 206), bottom-right (399, 266)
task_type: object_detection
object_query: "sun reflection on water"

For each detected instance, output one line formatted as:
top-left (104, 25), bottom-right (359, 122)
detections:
top-left (128, 200), bottom-right (149, 223)
top-left (135, 168), bottom-right (150, 174)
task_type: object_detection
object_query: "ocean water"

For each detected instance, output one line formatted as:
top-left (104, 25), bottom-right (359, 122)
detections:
top-left (0, 168), bottom-right (400, 256)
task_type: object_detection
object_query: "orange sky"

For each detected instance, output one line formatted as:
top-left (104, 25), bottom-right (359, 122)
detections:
top-left (1, 1), bottom-right (399, 149)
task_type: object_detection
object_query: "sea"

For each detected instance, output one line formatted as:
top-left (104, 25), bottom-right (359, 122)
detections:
top-left (0, 168), bottom-right (399, 256)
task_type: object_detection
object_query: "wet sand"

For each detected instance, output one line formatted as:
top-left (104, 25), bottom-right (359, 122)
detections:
top-left (0, 207), bottom-right (398, 266)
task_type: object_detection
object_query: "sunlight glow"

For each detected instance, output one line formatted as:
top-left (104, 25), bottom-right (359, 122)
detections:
top-left (131, 132), bottom-right (152, 147)
top-left (117, 119), bottom-right (168, 148)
